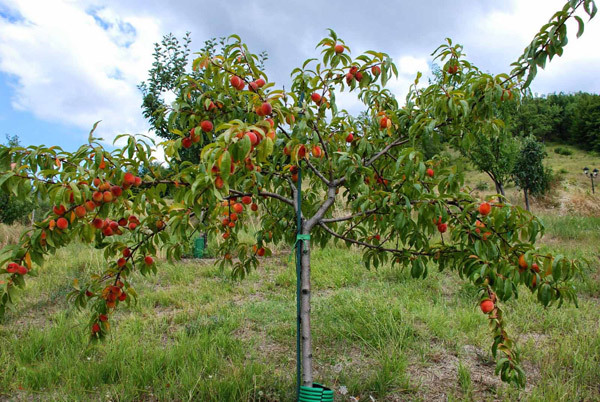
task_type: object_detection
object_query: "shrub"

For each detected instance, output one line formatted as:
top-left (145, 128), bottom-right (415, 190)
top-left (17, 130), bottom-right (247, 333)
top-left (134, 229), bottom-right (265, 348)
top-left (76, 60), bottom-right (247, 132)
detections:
top-left (554, 146), bottom-right (573, 156)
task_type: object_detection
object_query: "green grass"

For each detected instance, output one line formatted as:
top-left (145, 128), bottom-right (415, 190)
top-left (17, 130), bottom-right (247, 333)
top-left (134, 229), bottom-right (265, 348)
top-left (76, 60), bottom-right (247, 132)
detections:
top-left (0, 211), bottom-right (599, 401)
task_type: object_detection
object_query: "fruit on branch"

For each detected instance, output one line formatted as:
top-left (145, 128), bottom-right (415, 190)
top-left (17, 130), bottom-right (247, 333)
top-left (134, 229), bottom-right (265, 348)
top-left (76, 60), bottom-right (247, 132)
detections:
top-left (345, 73), bottom-right (354, 85)
top-left (242, 196), bottom-right (252, 205)
top-left (215, 176), bottom-right (224, 189)
top-left (311, 92), bottom-right (321, 103)
top-left (92, 323), bottom-right (101, 333)
top-left (312, 145), bottom-right (322, 158)
top-left (200, 120), bottom-right (213, 132)
top-left (480, 299), bottom-right (494, 314)
top-left (346, 133), bottom-right (354, 143)
top-left (334, 43), bottom-right (344, 54)
top-left (371, 65), bottom-right (381, 75)
top-left (531, 263), bottom-right (540, 273)
top-left (255, 78), bottom-right (266, 88)
top-left (437, 223), bottom-right (447, 233)
top-left (251, 203), bottom-right (258, 212)
top-left (123, 248), bottom-right (131, 257)
top-left (298, 145), bottom-right (307, 159)
top-left (257, 247), bottom-right (265, 256)
top-left (53, 205), bottom-right (66, 216)
top-left (478, 202), bottom-right (491, 216)
top-left (92, 192), bottom-right (103, 203)
top-left (182, 137), bottom-right (192, 149)
top-left (233, 203), bottom-right (243, 213)
top-left (57, 217), bottom-right (68, 230)
top-left (75, 206), bottom-right (87, 218)
top-left (426, 168), bottom-right (434, 178)
top-left (111, 186), bottom-right (123, 197)
top-left (261, 102), bottom-right (272, 116)
top-left (99, 314), bottom-right (108, 322)
top-left (103, 191), bottom-right (113, 203)
top-left (246, 131), bottom-right (258, 146)
top-left (117, 258), bottom-right (126, 268)
top-left (144, 256), bottom-right (154, 266)
top-left (230, 75), bottom-right (242, 88)
top-left (355, 71), bottom-right (363, 82)
top-left (85, 201), bottom-right (96, 211)
top-left (123, 172), bottom-right (136, 187)
top-left (518, 254), bottom-right (528, 272)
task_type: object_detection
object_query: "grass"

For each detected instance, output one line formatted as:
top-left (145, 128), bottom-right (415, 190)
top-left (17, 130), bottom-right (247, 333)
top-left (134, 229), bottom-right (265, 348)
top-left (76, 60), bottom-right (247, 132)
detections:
top-left (0, 210), bottom-right (598, 401)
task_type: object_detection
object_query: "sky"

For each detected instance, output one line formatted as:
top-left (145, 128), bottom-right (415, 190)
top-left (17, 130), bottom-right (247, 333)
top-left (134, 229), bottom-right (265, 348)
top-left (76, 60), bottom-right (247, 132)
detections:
top-left (0, 0), bottom-right (599, 153)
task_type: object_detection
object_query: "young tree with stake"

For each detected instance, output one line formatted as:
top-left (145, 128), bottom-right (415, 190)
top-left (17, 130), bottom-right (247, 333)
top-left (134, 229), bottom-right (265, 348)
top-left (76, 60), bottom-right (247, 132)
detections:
top-left (0, 0), bottom-right (596, 391)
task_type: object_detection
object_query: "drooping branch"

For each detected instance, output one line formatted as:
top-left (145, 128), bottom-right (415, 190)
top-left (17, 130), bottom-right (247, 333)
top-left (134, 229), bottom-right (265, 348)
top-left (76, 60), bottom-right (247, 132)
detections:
top-left (364, 137), bottom-right (409, 167)
top-left (321, 208), bottom-right (378, 223)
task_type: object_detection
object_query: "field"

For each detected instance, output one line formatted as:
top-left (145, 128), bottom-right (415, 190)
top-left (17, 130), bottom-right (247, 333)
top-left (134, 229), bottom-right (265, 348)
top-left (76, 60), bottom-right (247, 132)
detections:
top-left (0, 145), bottom-right (599, 401)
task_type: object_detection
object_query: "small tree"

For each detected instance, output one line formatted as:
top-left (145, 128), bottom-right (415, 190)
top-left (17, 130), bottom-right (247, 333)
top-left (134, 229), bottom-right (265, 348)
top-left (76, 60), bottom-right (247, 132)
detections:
top-left (461, 130), bottom-right (519, 197)
top-left (0, 1), bottom-right (595, 391)
top-left (513, 136), bottom-right (551, 211)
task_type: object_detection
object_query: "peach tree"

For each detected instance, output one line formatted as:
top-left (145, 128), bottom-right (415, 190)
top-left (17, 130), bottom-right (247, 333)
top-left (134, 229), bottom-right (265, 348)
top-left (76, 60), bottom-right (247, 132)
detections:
top-left (0, 0), bottom-right (596, 389)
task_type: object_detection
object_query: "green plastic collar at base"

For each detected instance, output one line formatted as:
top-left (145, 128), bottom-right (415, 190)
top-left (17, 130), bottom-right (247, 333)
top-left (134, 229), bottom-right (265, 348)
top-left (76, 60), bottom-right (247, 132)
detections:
top-left (299, 383), bottom-right (334, 401)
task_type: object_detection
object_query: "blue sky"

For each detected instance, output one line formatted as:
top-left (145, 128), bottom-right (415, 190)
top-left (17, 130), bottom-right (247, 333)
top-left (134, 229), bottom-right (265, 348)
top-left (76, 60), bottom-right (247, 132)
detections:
top-left (1, 0), bottom-right (599, 154)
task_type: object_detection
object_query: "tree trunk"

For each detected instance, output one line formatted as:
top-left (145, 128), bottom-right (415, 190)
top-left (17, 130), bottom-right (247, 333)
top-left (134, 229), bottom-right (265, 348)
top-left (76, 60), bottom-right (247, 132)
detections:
top-left (494, 181), bottom-right (505, 198)
top-left (300, 225), bottom-right (313, 386)
top-left (524, 188), bottom-right (530, 211)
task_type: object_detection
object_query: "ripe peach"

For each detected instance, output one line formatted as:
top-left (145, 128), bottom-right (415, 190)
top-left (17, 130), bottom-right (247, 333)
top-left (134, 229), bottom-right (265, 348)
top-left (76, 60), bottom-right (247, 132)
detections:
top-left (249, 81), bottom-right (259, 91)
top-left (144, 256), bottom-right (153, 265)
top-left (103, 191), bottom-right (113, 203)
top-left (53, 205), bottom-right (66, 216)
top-left (134, 176), bottom-right (142, 186)
top-left (118, 292), bottom-right (127, 301)
top-left (93, 177), bottom-right (101, 187)
top-left (531, 263), bottom-right (540, 273)
top-left (123, 248), bottom-right (131, 257)
top-left (379, 117), bottom-right (389, 129)
top-left (75, 205), bottom-right (87, 218)
top-left (118, 218), bottom-right (127, 227)
top-left (437, 223), bottom-right (447, 233)
top-left (261, 102), bottom-right (272, 116)
top-left (345, 73), bottom-right (354, 85)
top-left (246, 131), bottom-right (258, 146)
top-left (85, 200), bottom-right (96, 211)
top-left (334, 44), bottom-right (344, 54)
top-left (123, 172), bottom-right (135, 187)
top-left (92, 218), bottom-right (104, 229)
top-left (518, 255), bottom-right (528, 270)
top-left (111, 185), bottom-right (122, 197)
top-left (99, 314), bottom-right (108, 322)
top-left (92, 323), bottom-right (101, 333)
top-left (128, 222), bottom-right (137, 230)
top-left (257, 247), bottom-right (265, 257)
top-left (311, 93), bottom-right (321, 103)
top-left (480, 299), bottom-right (494, 314)
top-left (103, 227), bottom-right (114, 236)
top-left (426, 168), bottom-right (434, 178)
top-left (230, 75), bottom-right (242, 88)
top-left (233, 203), bottom-right (243, 213)
top-left (298, 145), bottom-right (306, 159)
top-left (6, 262), bottom-right (18, 273)
top-left (57, 217), bottom-right (68, 230)
top-left (242, 196), bottom-right (252, 205)
top-left (17, 265), bottom-right (28, 275)
top-left (371, 65), bottom-right (381, 75)
top-left (182, 137), bottom-right (192, 149)
top-left (346, 133), bottom-right (354, 143)
top-left (200, 120), bottom-right (213, 132)
top-left (223, 232), bottom-right (230, 239)
top-left (215, 176), bottom-right (224, 189)
top-left (117, 258), bottom-right (126, 268)
top-left (478, 202), bottom-right (491, 216)
top-left (92, 191), bottom-right (103, 203)
top-left (256, 78), bottom-right (266, 87)
top-left (355, 71), bottom-right (363, 82)
top-left (251, 203), bottom-right (258, 211)
top-left (312, 145), bottom-right (322, 158)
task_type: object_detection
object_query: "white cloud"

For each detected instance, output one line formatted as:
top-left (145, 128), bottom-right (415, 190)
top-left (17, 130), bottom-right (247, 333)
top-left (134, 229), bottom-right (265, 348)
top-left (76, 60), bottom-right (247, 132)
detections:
top-left (0, 0), bottom-right (160, 147)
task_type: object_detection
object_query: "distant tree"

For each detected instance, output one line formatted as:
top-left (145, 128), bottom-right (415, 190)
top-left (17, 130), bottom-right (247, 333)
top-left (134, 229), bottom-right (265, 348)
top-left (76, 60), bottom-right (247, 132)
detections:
top-left (0, 135), bottom-right (35, 225)
top-left (461, 129), bottom-right (519, 197)
top-left (512, 136), bottom-right (551, 211)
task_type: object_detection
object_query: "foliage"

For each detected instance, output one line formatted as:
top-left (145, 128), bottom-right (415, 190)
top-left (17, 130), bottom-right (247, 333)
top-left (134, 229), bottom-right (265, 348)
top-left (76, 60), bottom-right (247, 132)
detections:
top-left (513, 136), bottom-right (552, 197)
top-left (554, 146), bottom-right (573, 156)
top-left (508, 92), bottom-right (600, 152)
top-left (0, 0), bottom-right (597, 389)
top-left (138, 33), bottom-right (267, 164)
top-left (0, 135), bottom-right (35, 225)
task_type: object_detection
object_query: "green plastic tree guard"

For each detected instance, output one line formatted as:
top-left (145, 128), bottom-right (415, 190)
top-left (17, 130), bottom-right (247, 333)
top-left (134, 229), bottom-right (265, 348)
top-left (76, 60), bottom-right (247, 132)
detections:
top-left (193, 236), bottom-right (205, 258)
top-left (299, 383), bottom-right (334, 401)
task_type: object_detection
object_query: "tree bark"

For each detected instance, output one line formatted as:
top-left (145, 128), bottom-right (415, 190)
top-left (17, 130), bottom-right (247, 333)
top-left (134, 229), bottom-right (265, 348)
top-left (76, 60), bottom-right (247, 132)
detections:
top-left (524, 188), bottom-right (530, 211)
top-left (300, 224), bottom-right (313, 387)
top-left (494, 181), bottom-right (505, 198)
